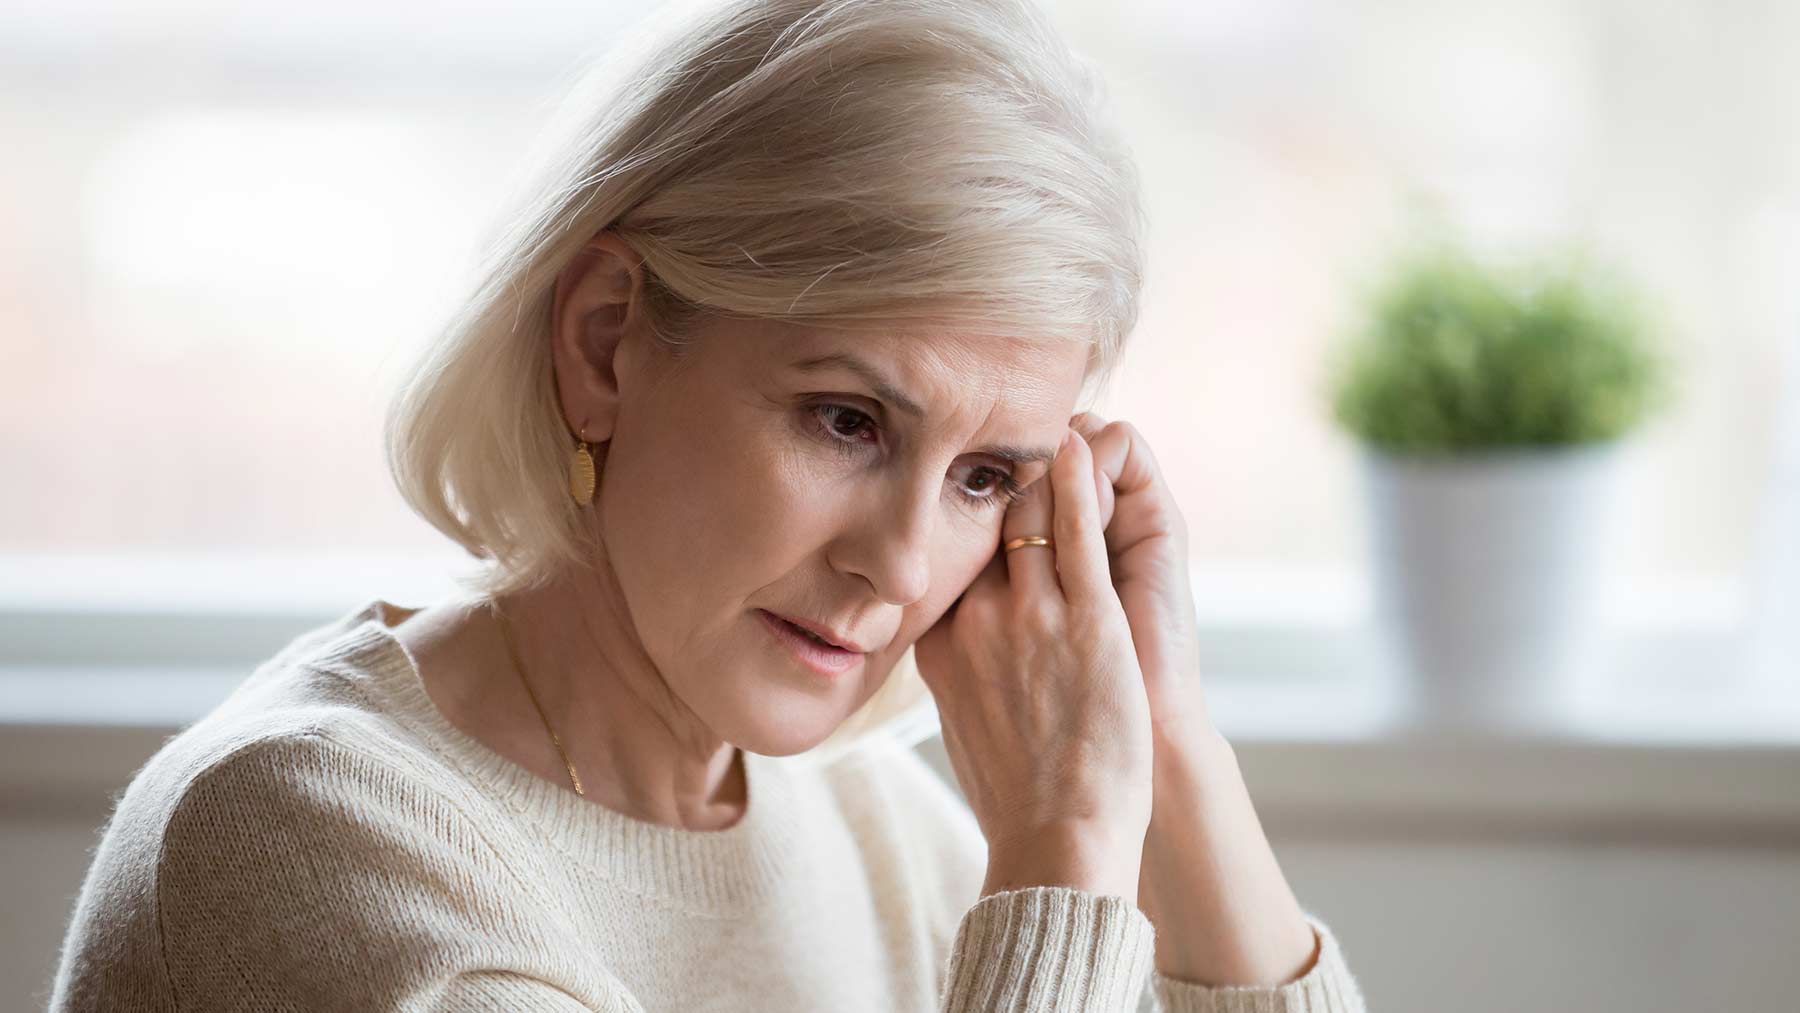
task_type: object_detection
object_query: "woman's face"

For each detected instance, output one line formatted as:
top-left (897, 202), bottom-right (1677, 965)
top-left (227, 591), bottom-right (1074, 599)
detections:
top-left (596, 316), bottom-right (1090, 755)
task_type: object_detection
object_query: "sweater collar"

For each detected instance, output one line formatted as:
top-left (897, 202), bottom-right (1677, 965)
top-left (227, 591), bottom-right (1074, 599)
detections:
top-left (319, 598), bottom-right (810, 915)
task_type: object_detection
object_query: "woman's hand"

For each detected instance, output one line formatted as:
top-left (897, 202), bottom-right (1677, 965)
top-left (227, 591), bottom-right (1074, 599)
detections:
top-left (1067, 412), bottom-right (1213, 749)
top-left (913, 428), bottom-right (1155, 902)
top-left (1065, 413), bottom-right (1323, 988)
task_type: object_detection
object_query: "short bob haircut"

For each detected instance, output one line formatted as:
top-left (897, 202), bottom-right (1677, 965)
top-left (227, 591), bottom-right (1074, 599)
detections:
top-left (384, 0), bottom-right (1146, 759)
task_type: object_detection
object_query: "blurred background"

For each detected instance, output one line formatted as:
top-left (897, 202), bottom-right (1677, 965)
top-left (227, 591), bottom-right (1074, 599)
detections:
top-left (3, 0), bottom-right (1797, 1010)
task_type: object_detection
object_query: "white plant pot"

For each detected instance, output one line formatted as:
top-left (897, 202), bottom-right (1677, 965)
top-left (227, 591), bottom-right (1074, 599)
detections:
top-left (1360, 440), bottom-right (1628, 733)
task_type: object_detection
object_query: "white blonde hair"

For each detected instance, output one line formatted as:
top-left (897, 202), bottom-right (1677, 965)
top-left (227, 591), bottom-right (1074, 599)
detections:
top-left (385, 0), bottom-right (1146, 760)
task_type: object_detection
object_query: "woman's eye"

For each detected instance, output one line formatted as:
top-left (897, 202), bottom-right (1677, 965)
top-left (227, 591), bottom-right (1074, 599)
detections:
top-left (961, 467), bottom-right (1028, 511)
top-left (805, 403), bottom-right (1024, 511)
top-left (809, 403), bottom-right (878, 446)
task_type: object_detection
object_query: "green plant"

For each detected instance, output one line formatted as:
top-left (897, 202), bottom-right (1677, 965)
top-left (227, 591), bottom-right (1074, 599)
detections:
top-left (1328, 242), bottom-right (1672, 454)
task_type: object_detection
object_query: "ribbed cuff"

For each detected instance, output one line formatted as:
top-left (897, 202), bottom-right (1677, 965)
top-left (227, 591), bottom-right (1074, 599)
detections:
top-left (1150, 912), bottom-right (1367, 1013)
top-left (941, 885), bottom-right (1156, 1012)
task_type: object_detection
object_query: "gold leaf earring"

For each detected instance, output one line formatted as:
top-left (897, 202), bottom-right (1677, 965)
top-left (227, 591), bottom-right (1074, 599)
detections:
top-left (569, 426), bottom-right (596, 505)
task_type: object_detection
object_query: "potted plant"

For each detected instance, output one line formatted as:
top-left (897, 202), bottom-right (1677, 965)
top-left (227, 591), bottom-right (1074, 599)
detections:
top-left (1327, 241), bottom-right (1673, 732)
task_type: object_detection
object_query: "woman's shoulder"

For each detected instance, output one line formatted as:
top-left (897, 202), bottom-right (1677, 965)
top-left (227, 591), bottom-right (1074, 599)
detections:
top-left (104, 693), bottom-right (526, 916)
top-left (56, 722), bottom-right (605, 1011)
top-left (112, 603), bottom-right (420, 794)
top-left (203, 597), bottom-right (436, 742)
top-left (153, 597), bottom-right (487, 791)
top-left (81, 598), bottom-right (514, 918)
top-left (54, 636), bottom-right (585, 1011)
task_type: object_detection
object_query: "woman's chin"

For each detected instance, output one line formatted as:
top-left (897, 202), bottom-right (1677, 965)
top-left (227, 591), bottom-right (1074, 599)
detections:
top-left (738, 690), bottom-right (865, 755)
top-left (731, 721), bottom-right (843, 759)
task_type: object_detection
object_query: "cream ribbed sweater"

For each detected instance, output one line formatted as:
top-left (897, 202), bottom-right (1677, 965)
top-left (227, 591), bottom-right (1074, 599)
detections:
top-left (51, 599), bottom-right (1366, 1012)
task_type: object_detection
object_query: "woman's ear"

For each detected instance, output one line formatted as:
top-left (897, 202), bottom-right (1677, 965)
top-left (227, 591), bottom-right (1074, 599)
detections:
top-left (551, 229), bottom-right (647, 443)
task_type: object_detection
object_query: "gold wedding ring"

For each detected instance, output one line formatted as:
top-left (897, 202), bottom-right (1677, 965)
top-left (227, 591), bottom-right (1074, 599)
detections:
top-left (1003, 535), bottom-right (1054, 553)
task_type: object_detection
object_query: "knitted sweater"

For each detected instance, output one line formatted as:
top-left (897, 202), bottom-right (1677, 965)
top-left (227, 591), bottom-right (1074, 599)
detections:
top-left (51, 598), bottom-right (1366, 1012)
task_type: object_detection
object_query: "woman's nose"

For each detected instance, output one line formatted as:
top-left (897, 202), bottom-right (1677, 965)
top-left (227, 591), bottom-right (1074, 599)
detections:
top-left (835, 484), bottom-right (936, 607)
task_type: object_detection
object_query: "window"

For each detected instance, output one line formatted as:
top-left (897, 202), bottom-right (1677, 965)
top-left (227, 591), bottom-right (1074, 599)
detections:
top-left (4, 0), bottom-right (1795, 725)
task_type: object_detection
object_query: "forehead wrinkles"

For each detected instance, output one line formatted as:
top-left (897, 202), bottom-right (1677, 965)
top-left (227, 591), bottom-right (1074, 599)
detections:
top-left (898, 336), bottom-right (1070, 453)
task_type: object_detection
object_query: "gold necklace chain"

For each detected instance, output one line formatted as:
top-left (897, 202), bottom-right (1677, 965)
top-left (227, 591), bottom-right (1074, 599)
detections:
top-left (490, 599), bottom-right (586, 797)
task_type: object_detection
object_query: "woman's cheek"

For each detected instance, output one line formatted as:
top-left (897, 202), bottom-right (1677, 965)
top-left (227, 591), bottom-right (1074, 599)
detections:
top-left (940, 534), bottom-right (996, 605)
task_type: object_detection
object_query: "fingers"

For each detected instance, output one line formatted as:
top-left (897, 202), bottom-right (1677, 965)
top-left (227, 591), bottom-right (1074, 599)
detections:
top-left (1070, 412), bottom-right (1116, 531)
top-left (1047, 427), bottom-right (1113, 607)
top-left (1070, 413), bottom-right (1177, 551)
top-left (1070, 411), bottom-right (1108, 442)
top-left (1076, 414), bottom-right (1161, 501)
top-left (1001, 432), bottom-right (1063, 598)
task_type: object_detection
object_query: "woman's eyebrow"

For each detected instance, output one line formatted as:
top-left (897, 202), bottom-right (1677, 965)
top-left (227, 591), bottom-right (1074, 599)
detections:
top-left (789, 352), bottom-right (1059, 466)
top-left (791, 352), bottom-right (927, 419)
top-left (983, 443), bottom-right (1059, 467)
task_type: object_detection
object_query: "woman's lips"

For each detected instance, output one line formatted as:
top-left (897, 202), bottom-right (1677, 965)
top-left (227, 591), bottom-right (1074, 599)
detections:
top-left (757, 609), bottom-right (863, 677)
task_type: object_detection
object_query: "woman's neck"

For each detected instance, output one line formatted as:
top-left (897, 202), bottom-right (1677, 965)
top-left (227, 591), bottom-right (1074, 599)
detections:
top-left (393, 582), bottom-right (748, 831)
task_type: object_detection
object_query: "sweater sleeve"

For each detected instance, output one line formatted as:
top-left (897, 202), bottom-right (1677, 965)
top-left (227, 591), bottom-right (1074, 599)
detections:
top-left (887, 737), bottom-right (1365, 1013)
top-left (139, 732), bottom-right (641, 1012)
top-left (939, 884), bottom-right (1158, 1012)
top-left (1147, 911), bottom-right (1368, 1013)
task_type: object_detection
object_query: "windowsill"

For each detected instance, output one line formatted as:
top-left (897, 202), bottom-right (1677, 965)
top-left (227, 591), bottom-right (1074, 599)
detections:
top-left (6, 662), bottom-right (1799, 840)
top-left (2, 553), bottom-right (1796, 839)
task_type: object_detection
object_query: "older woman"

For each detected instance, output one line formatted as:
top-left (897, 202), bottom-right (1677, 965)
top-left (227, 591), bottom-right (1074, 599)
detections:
top-left (51, 0), bottom-right (1365, 1010)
